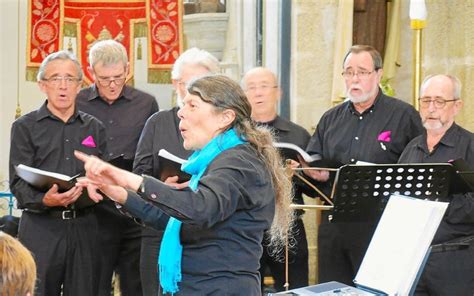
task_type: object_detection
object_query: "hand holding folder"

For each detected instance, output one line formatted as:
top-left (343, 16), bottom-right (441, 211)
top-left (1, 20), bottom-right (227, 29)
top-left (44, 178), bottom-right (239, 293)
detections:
top-left (158, 149), bottom-right (191, 183)
top-left (15, 164), bottom-right (96, 208)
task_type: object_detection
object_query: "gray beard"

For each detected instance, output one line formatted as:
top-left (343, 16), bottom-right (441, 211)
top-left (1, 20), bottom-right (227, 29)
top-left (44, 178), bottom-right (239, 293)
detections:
top-left (346, 85), bottom-right (379, 104)
top-left (423, 120), bottom-right (444, 130)
top-left (348, 93), bottom-right (371, 104)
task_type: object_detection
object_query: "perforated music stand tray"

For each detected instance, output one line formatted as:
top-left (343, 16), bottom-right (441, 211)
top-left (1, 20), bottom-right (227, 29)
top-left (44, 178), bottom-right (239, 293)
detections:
top-left (329, 163), bottom-right (468, 223)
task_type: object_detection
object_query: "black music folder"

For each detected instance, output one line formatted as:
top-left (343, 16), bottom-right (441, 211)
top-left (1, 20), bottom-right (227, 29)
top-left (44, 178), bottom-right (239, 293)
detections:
top-left (274, 142), bottom-right (342, 169)
top-left (14, 164), bottom-right (95, 208)
top-left (158, 149), bottom-right (191, 182)
top-left (15, 164), bottom-right (80, 193)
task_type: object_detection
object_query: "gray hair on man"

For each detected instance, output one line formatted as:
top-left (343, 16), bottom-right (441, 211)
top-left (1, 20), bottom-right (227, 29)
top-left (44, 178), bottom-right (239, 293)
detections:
top-left (421, 74), bottom-right (462, 100)
top-left (171, 47), bottom-right (220, 80)
top-left (88, 40), bottom-right (128, 68)
top-left (37, 50), bottom-right (83, 81)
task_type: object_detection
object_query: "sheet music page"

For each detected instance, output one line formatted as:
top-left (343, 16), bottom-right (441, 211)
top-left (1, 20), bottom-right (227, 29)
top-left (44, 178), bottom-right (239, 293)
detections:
top-left (16, 164), bottom-right (72, 181)
top-left (354, 194), bottom-right (448, 295)
top-left (158, 149), bottom-right (187, 165)
top-left (273, 142), bottom-right (321, 163)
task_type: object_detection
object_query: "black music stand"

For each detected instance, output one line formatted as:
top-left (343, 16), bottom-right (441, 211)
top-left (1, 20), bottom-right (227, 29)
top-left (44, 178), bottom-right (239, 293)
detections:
top-left (329, 163), bottom-right (473, 223)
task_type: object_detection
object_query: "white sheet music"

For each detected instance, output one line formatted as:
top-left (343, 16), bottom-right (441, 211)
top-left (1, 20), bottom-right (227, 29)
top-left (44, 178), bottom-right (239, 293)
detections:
top-left (354, 194), bottom-right (448, 295)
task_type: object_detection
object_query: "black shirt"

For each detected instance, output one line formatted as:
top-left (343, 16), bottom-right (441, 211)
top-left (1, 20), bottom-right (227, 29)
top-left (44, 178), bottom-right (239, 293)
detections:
top-left (133, 107), bottom-right (192, 236)
top-left (306, 90), bottom-right (423, 196)
top-left (9, 101), bottom-right (107, 211)
top-left (133, 107), bottom-right (191, 177)
top-left (258, 115), bottom-right (313, 205)
top-left (307, 89), bottom-right (423, 165)
top-left (398, 123), bottom-right (474, 244)
top-left (76, 84), bottom-right (159, 161)
top-left (125, 144), bottom-right (274, 295)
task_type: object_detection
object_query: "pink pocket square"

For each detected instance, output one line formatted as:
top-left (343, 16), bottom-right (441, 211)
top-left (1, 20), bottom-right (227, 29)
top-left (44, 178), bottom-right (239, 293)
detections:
top-left (377, 130), bottom-right (392, 142)
top-left (81, 136), bottom-right (96, 148)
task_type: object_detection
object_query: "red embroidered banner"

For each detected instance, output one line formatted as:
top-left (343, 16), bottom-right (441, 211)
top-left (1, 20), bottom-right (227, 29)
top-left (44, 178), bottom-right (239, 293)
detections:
top-left (147, 0), bottom-right (182, 69)
top-left (26, 0), bottom-right (182, 84)
top-left (64, 1), bottom-right (146, 84)
top-left (27, 0), bottom-right (62, 66)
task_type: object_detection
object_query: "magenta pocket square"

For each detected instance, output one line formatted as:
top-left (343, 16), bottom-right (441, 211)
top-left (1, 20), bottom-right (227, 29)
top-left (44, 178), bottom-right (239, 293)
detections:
top-left (81, 136), bottom-right (97, 148)
top-left (377, 130), bottom-right (392, 142)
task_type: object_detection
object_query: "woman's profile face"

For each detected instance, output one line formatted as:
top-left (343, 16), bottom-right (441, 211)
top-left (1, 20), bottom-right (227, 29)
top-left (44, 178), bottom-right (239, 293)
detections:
top-left (178, 93), bottom-right (225, 150)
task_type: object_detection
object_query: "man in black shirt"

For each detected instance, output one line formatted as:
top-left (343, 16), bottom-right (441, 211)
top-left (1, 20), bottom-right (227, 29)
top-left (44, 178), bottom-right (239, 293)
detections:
top-left (133, 47), bottom-right (219, 295)
top-left (9, 51), bottom-right (107, 296)
top-left (76, 40), bottom-right (158, 296)
top-left (305, 45), bottom-right (423, 285)
top-left (398, 74), bottom-right (474, 295)
top-left (243, 67), bottom-right (313, 292)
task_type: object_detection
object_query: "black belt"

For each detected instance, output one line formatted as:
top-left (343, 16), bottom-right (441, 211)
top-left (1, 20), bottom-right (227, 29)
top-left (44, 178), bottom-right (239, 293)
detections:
top-left (431, 236), bottom-right (474, 253)
top-left (26, 207), bottom-right (94, 220)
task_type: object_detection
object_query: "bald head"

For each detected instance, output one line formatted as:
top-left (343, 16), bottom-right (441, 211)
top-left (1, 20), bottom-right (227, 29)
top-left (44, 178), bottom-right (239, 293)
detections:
top-left (419, 74), bottom-right (463, 134)
top-left (242, 67), bottom-right (280, 122)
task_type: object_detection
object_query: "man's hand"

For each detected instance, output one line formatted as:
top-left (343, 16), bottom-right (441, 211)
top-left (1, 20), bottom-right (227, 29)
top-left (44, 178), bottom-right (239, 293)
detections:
top-left (303, 169), bottom-right (330, 182)
top-left (298, 155), bottom-right (330, 182)
top-left (164, 176), bottom-right (189, 190)
top-left (42, 184), bottom-right (83, 207)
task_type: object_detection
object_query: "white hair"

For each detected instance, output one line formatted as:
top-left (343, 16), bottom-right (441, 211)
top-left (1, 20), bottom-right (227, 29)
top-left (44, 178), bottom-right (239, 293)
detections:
top-left (171, 47), bottom-right (219, 80)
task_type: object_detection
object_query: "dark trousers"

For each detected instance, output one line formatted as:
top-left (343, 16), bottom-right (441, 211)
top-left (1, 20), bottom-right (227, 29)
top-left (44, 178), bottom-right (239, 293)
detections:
top-left (96, 201), bottom-right (143, 296)
top-left (318, 212), bottom-right (376, 286)
top-left (18, 211), bottom-right (100, 296)
top-left (415, 239), bottom-right (474, 295)
top-left (140, 227), bottom-right (163, 296)
top-left (260, 218), bottom-right (309, 292)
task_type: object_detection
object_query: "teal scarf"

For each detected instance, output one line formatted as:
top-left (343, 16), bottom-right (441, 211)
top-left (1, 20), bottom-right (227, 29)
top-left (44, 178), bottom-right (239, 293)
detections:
top-left (158, 128), bottom-right (246, 294)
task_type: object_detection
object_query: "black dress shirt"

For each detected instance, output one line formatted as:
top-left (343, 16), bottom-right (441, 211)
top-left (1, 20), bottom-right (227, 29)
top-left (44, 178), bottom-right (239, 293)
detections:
top-left (307, 89), bottom-right (423, 164)
top-left (306, 90), bottom-right (424, 195)
top-left (125, 144), bottom-right (275, 295)
top-left (9, 101), bottom-right (107, 211)
top-left (398, 123), bottom-right (474, 244)
top-left (133, 107), bottom-right (191, 177)
top-left (258, 115), bottom-right (313, 205)
top-left (76, 84), bottom-right (158, 161)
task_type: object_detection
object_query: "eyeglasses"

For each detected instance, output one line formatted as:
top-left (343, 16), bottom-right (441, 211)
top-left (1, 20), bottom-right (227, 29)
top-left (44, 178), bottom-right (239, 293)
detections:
top-left (418, 98), bottom-right (458, 109)
top-left (245, 85), bottom-right (278, 93)
top-left (341, 70), bottom-right (376, 79)
top-left (96, 76), bottom-right (126, 87)
top-left (43, 76), bottom-right (81, 86)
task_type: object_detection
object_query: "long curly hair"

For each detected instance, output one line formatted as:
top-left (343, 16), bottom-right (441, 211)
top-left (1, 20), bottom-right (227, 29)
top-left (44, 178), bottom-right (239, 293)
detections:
top-left (187, 74), bottom-right (295, 251)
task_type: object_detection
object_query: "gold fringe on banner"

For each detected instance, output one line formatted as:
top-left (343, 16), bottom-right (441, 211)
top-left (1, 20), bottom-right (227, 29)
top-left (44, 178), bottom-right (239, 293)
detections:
top-left (133, 22), bottom-right (147, 38)
top-left (137, 39), bottom-right (142, 60)
top-left (64, 22), bottom-right (77, 37)
top-left (25, 67), bottom-right (39, 82)
top-left (134, 22), bottom-right (146, 60)
top-left (67, 38), bottom-right (74, 53)
top-left (148, 69), bottom-right (172, 84)
top-left (15, 105), bottom-right (22, 119)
